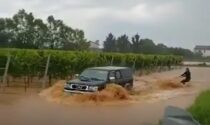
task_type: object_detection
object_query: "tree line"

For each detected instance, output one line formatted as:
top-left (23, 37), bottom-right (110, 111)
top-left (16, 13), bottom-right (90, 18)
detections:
top-left (0, 9), bottom-right (203, 59)
top-left (0, 9), bottom-right (89, 50)
top-left (103, 33), bottom-right (202, 59)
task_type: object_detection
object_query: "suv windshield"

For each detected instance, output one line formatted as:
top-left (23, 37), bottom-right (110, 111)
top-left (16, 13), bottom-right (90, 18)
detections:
top-left (79, 69), bottom-right (108, 81)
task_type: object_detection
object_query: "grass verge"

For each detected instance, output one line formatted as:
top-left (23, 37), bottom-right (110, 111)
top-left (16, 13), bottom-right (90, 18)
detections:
top-left (188, 90), bottom-right (210, 125)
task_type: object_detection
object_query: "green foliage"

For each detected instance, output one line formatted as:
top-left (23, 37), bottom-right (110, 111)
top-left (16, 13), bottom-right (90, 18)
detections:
top-left (0, 9), bottom-right (202, 60)
top-left (131, 34), bottom-right (141, 53)
top-left (103, 33), bottom-right (117, 52)
top-left (9, 49), bottom-right (41, 77)
top-left (188, 90), bottom-right (210, 125)
top-left (0, 49), bottom-right (182, 79)
top-left (116, 34), bottom-right (131, 53)
top-left (0, 50), bottom-right (9, 75)
top-left (0, 9), bottom-right (89, 50)
top-left (103, 33), bottom-right (201, 59)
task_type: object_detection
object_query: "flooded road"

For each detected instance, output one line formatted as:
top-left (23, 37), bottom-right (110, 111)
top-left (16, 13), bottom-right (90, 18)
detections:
top-left (0, 67), bottom-right (210, 125)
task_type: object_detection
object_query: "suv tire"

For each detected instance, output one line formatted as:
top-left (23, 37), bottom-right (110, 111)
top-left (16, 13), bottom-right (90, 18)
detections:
top-left (124, 83), bottom-right (133, 91)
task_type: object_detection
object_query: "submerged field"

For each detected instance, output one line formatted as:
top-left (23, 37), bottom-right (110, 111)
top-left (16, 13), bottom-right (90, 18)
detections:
top-left (0, 67), bottom-right (210, 125)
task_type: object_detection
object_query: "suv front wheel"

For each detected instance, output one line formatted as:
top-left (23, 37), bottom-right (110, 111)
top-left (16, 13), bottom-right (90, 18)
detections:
top-left (124, 83), bottom-right (133, 91)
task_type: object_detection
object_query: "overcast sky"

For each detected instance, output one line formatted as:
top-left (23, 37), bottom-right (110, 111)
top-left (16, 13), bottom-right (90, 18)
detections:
top-left (0, 0), bottom-right (209, 49)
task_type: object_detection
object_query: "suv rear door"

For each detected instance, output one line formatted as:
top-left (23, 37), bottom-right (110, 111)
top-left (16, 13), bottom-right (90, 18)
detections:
top-left (110, 70), bottom-right (125, 86)
top-left (121, 68), bottom-right (133, 83)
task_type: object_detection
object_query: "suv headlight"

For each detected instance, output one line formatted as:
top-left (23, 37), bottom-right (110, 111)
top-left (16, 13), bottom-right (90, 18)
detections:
top-left (88, 86), bottom-right (98, 91)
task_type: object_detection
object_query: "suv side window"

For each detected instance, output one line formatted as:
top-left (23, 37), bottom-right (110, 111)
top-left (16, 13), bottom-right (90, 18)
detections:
top-left (121, 69), bottom-right (132, 78)
top-left (115, 71), bottom-right (121, 79)
top-left (109, 71), bottom-right (115, 78)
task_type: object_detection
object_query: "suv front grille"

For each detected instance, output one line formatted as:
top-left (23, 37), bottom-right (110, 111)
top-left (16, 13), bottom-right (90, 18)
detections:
top-left (70, 84), bottom-right (88, 91)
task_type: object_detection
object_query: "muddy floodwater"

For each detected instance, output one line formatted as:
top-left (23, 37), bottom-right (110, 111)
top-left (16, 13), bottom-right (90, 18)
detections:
top-left (0, 67), bottom-right (210, 125)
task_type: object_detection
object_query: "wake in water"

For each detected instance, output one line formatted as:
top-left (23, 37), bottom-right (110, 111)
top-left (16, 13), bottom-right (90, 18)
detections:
top-left (157, 79), bottom-right (183, 90)
top-left (39, 81), bottom-right (130, 105)
top-left (39, 76), bottom-right (193, 105)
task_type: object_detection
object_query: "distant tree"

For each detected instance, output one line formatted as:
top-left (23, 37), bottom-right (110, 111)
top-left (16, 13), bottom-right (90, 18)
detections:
top-left (103, 33), bottom-right (116, 52)
top-left (0, 9), bottom-right (89, 50)
top-left (164, 47), bottom-right (199, 60)
top-left (33, 19), bottom-right (48, 49)
top-left (46, 15), bottom-right (64, 49)
top-left (131, 34), bottom-right (141, 53)
top-left (0, 19), bottom-right (8, 47)
top-left (116, 34), bottom-right (131, 53)
top-left (139, 39), bottom-right (156, 54)
top-left (72, 29), bottom-right (89, 50)
top-left (194, 51), bottom-right (203, 57)
top-left (0, 9), bottom-right (204, 60)
top-left (156, 43), bottom-right (167, 49)
top-left (156, 43), bottom-right (168, 54)
top-left (102, 33), bottom-right (203, 59)
top-left (11, 9), bottom-right (36, 48)
top-left (0, 32), bottom-right (9, 47)
top-left (47, 16), bottom-right (89, 50)
top-left (0, 18), bottom-right (16, 48)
